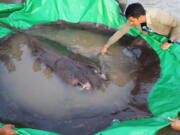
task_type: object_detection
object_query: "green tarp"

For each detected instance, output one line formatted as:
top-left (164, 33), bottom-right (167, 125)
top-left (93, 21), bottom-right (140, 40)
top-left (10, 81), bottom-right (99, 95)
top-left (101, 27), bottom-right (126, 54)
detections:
top-left (0, 0), bottom-right (180, 135)
top-left (0, 0), bottom-right (136, 38)
top-left (0, 3), bottom-right (23, 17)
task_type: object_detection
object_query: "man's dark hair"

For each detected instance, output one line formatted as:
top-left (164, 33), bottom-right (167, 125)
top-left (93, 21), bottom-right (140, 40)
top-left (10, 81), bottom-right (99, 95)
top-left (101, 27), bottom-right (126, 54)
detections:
top-left (125, 3), bottom-right (146, 19)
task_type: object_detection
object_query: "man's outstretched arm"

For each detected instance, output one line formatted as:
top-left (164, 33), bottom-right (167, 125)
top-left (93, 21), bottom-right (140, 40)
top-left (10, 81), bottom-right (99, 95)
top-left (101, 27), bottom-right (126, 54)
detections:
top-left (99, 21), bottom-right (132, 54)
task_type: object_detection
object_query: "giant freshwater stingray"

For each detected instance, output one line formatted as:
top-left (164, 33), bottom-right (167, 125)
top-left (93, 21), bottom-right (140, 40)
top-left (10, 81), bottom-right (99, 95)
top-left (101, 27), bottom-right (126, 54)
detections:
top-left (0, 22), bottom-right (107, 90)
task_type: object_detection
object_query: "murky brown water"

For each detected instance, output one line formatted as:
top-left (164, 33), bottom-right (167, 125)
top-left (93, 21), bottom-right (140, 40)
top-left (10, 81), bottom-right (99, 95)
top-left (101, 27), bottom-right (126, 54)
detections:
top-left (0, 24), bottom-right (177, 134)
top-left (0, 27), bottom-right (137, 116)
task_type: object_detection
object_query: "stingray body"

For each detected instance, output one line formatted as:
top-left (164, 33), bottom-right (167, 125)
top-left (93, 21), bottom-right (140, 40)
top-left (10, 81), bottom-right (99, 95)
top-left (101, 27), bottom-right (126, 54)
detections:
top-left (0, 22), bottom-right (107, 90)
top-left (28, 36), bottom-right (107, 90)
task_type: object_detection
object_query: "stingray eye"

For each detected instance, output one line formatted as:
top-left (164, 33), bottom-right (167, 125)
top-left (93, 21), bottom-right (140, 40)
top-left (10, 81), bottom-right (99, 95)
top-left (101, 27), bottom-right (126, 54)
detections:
top-left (94, 70), bottom-right (98, 73)
top-left (100, 74), bottom-right (108, 81)
top-left (82, 82), bottom-right (92, 90)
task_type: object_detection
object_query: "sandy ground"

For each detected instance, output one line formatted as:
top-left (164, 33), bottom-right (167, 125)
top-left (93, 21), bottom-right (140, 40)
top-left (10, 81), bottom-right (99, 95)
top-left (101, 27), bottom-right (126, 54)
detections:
top-left (122, 0), bottom-right (180, 19)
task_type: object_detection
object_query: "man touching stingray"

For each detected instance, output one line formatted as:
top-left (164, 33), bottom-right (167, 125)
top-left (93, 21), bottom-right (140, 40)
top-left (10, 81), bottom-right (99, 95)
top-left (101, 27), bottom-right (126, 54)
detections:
top-left (99, 3), bottom-right (180, 54)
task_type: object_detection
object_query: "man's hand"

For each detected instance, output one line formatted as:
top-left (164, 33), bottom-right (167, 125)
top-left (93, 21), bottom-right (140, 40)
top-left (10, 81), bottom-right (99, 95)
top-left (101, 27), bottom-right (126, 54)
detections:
top-left (99, 45), bottom-right (109, 54)
top-left (0, 124), bottom-right (17, 135)
top-left (168, 117), bottom-right (180, 131)
top-left (160, 41), bottom-right (172, 50)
